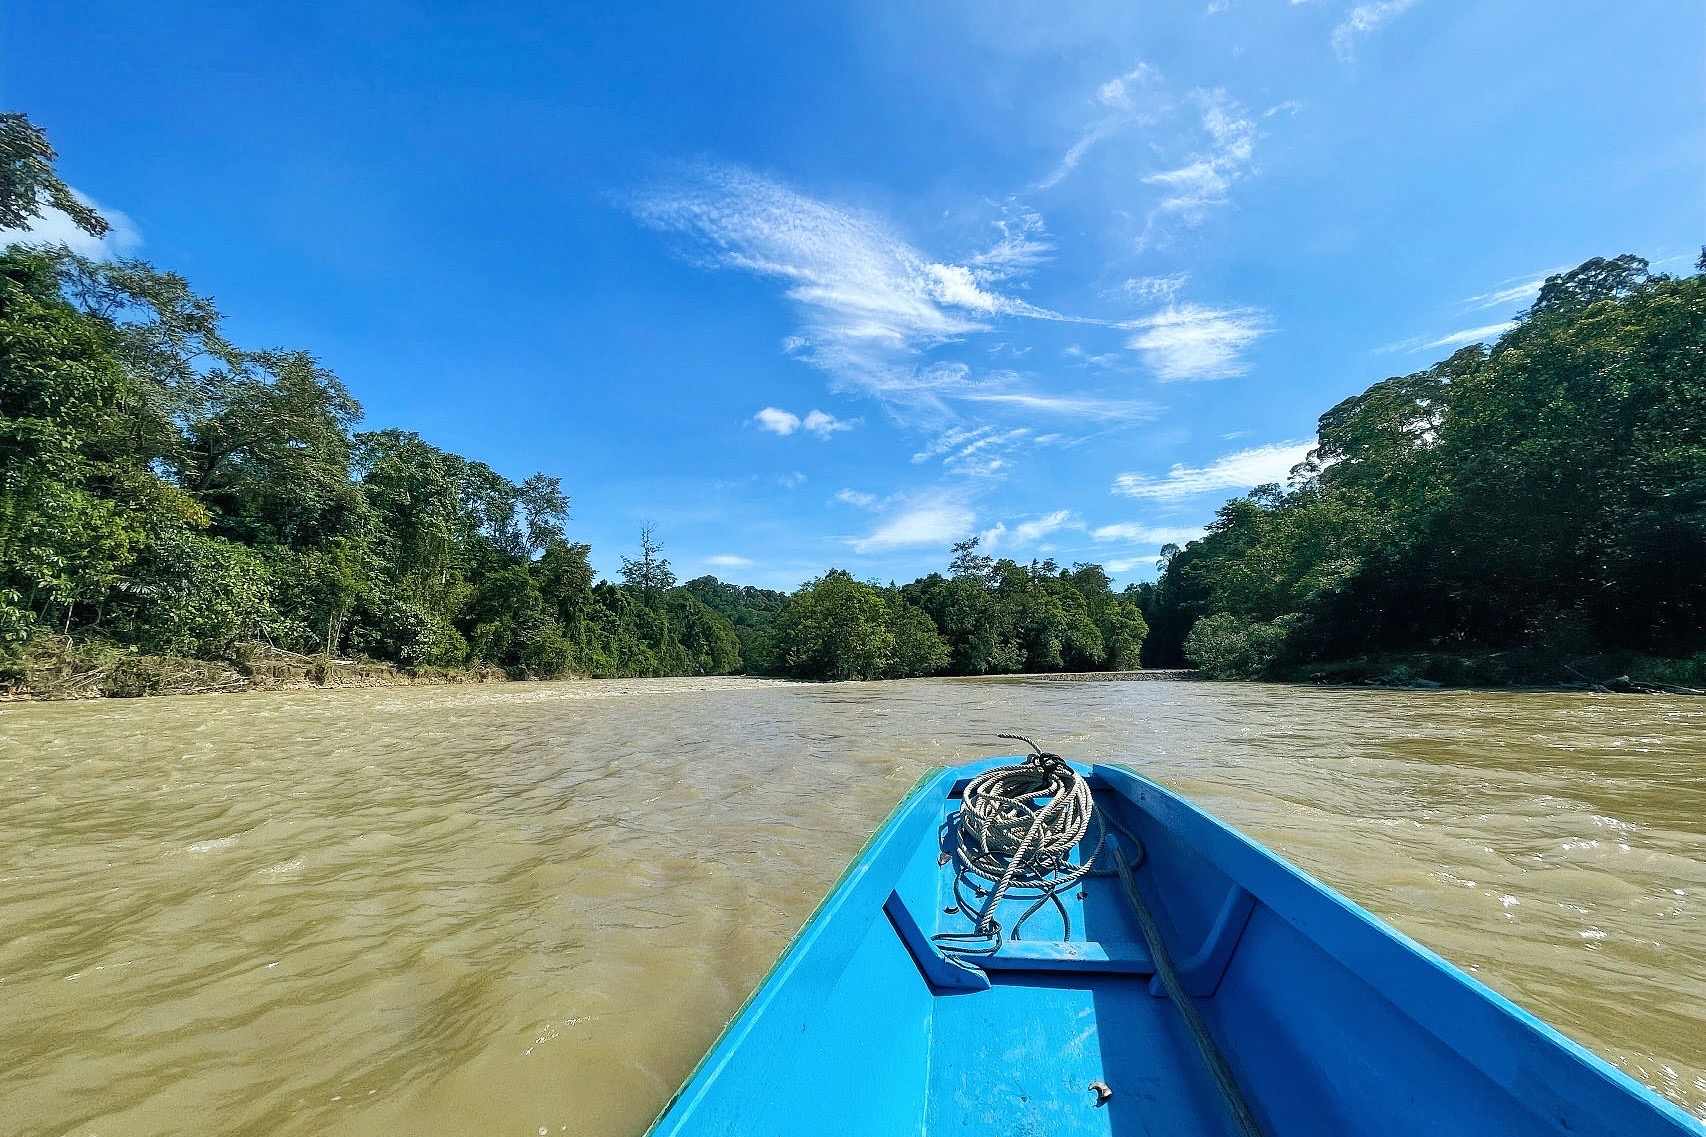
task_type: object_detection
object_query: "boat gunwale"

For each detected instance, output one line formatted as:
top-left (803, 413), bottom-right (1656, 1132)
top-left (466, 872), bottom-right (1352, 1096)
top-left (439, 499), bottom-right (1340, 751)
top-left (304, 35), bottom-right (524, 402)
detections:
top-left (1091, 762), bottom-right (1705, 1134)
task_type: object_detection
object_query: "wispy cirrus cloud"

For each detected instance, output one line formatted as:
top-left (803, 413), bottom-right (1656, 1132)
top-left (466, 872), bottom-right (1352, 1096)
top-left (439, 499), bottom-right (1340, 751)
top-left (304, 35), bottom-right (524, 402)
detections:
top-left (959, 391), bottom-right (1157, 420)
top-left (705, 554), bottom-right (755, 568)
top-left (1462, 281), bottom-right (1543, 313)
top-left (1140, 89), bottom-right (1258, 241)
top-left (911, 425), bottom-right (1037, 478)
top-left (1112, 439), bottom-right (1315, 499)
top-left (1331, 0), bottom-right (1419, 62)
top-left (634, 166), bottom-right (1076, 419)
top-left (1044, 67), bottom-right (1264, 246)
top-left (967, 206), bottom-right (1053, 280)
top-left (1376, 268), bottom-right (1564, 355)
top-left (1040, 63), bottom-right (1164, 189)
top-left (1460, 269), bottom-right (1561, 313)
top-left (1376, 320), bottom-right (1513, 356)
top-left (1125, 303), bottom-right (1271, 381)
top-left (1122, 273), bottom-right (1190, 303)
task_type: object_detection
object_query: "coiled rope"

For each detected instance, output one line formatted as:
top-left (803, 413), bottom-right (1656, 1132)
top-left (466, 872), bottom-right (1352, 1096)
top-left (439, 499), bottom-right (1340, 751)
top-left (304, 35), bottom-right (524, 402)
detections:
top-left (939, 735), bottom-right (1107, 948)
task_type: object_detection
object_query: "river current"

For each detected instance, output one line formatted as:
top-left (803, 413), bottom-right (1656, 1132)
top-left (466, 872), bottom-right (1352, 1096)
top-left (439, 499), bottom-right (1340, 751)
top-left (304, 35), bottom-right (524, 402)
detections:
top-left (3, 675), bottom-right (1703, 1136)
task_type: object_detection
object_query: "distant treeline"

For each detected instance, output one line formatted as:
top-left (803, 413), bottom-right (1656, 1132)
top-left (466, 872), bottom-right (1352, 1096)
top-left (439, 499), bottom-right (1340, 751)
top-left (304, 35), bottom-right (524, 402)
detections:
top-left (1133, 253), bottom-right (1706, 684)
top-left (0, 113), bottom-right (1148, 687)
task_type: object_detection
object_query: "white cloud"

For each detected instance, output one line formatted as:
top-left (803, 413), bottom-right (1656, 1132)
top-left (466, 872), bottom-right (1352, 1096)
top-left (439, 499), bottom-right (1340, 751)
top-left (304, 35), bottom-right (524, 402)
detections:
top-left (1463, 282), bottom-right (1542, 312)
top-left (1103, 558), bottom-right (1151, 573)
top-left (1112, 439), bottom-right (1315, 500)
top-left (0, 191), bottom-right (141, 259)
top-left (1098, 63), bottom-right (1161, 111)
top-left (1063, 346), bottom-right (1125, 368)
top-left (1013, 510), bottom-right (1074, 545)
top-left (912, 424), bottom-right (992, 463)
top-left (755, 407), bottom-right (801, 435)
top-left (756, 406), bottom-right (858, 438)
top-left (850, 497), bottom-right (976, 553)
top-left (803, 409), bottom-right (856, 437)
top-left (705, 554), bottom-right (755, 568)
top-left (1126, 303), bottom-right (1270, 381)
top-left (835, 489), bottom-right (878, 508)
top-left (1376, 268), bottom-right (1563, 355)
top-left (1045, 70), bottom-right (1260, 248)
top-left (1331, 0), bottom-right (1418, 61)
top-left (779, 471), bottom-right (807, 488)
top-left (1091, 523), bottom-right (1207, 544)
top-left (1425, 322), bottom-right (1515, 349)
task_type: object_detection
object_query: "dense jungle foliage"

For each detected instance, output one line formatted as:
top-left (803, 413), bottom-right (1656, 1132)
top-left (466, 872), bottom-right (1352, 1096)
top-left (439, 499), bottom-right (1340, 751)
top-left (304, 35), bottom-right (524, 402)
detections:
top-left (1135, 253), bottom-right (1706, 683)
top-left (0, 114), bottom-right (1148, 688)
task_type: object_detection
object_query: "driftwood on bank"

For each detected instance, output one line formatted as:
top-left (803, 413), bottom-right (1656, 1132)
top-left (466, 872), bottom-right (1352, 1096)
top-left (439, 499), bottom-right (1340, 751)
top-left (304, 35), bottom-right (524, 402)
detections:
top-left (1561, 662), bottom-right (1706, 697)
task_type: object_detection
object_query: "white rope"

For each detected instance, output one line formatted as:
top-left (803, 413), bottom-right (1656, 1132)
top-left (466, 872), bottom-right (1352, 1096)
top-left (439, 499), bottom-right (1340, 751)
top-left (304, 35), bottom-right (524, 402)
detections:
top-left (950, 742), bottom-right (1105, 941)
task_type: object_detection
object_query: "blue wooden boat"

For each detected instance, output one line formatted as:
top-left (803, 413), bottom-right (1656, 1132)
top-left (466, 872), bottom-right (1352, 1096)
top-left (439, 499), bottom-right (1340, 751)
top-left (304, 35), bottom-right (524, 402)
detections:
top-left (646, 753), bottom-right (1704, 1137)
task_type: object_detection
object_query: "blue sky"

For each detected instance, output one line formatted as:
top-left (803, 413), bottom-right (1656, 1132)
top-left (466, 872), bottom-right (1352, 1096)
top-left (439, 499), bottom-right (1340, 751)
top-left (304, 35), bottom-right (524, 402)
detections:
top-left (7, 1), bottom-right (1702, 590)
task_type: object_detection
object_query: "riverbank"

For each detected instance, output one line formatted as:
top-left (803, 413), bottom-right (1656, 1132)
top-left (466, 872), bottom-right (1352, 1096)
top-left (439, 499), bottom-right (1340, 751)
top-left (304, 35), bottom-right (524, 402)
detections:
top-left (1278, 648), bottom-right (1706, 694)
top-left (0, 637), bottom-right (820, 702)
top-left (0, 637), bottom-right (510, 701)
top-left (12, 636), bottom-right (1705, 702)
top-left (981, 668), bottom-right (1194, 683)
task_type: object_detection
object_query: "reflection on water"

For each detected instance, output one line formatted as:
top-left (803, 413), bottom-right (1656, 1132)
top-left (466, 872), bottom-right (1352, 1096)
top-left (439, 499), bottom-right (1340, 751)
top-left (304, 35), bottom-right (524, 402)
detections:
top-left (3, 676), bottom-right (1703, 1135)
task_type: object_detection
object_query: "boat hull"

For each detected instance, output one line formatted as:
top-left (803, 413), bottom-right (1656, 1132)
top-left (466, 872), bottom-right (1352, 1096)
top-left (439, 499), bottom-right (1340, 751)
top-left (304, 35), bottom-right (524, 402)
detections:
top-left (645, 759), bottom-right (1703, 1136)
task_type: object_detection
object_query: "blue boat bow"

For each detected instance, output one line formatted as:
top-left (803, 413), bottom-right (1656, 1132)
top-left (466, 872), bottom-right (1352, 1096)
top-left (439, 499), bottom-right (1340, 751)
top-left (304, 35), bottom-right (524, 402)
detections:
top-left (646, 757), bottom-right (1704, 1137)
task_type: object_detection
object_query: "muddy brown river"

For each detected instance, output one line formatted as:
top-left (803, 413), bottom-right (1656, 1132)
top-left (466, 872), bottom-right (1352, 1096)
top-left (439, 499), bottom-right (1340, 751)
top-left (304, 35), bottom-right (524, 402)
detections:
top-left (3, 676), bottom-right (1703, 1136)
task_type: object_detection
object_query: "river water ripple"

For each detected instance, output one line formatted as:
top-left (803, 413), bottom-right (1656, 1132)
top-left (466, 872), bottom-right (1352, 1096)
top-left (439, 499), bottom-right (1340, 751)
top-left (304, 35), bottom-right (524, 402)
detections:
top-left (3, 676), bottom-right (1703, 1135)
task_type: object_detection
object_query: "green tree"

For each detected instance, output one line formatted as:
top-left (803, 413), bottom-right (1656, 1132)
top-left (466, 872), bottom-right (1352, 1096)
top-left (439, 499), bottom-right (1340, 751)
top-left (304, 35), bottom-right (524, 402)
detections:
top-left (0, 113), bottom-right (107, 237)
top-left (769, 570), bottom-right (914, 681)
top-left (620, 522), bottom-right (676, 603)
top-left (1146, 254), bottom-right (1706, 678)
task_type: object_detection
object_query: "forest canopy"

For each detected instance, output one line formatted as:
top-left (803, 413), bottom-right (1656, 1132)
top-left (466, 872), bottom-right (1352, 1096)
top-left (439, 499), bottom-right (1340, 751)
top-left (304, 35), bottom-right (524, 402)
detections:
top-left (1133, 252), bottom-right (1706, 684)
